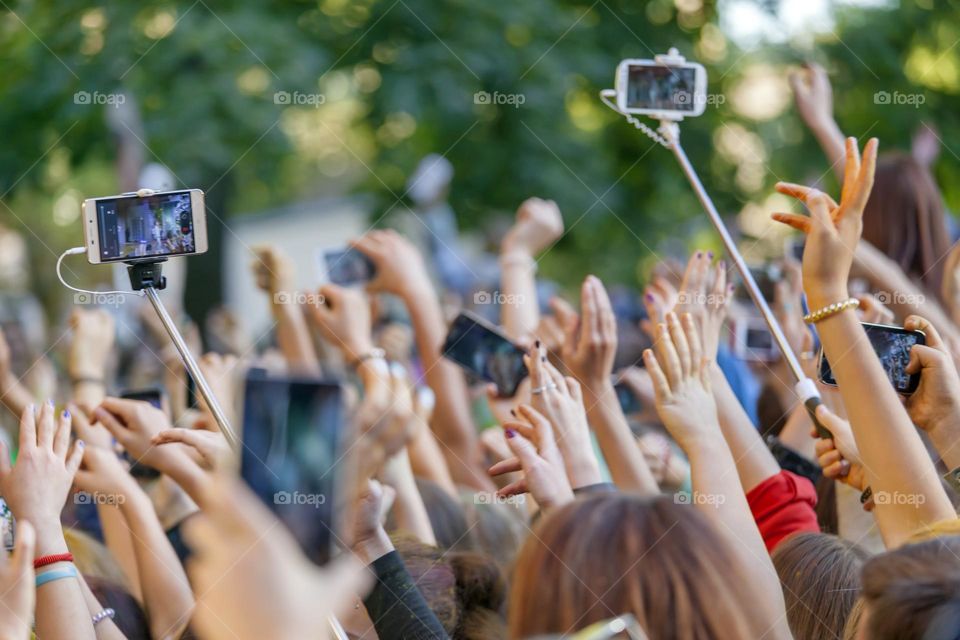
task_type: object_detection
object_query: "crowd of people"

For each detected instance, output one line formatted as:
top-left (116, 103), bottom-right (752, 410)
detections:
top-left (3, 63), bottom-right (960, 640)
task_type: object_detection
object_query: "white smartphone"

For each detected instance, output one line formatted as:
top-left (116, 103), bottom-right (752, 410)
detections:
top-left (615, 58), bottom-right (708, 118)
top-left (731, 316), bottom-right (779, 362)
top-left (83, 189), bottom-right (207, 264)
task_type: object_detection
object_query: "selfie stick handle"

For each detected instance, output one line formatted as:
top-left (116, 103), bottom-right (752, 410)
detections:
top-left (126, 260), bottom-right (241, 451)
top-left (658, 123), bottom-right (831, 437)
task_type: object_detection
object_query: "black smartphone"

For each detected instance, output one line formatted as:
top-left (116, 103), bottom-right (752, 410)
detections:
top-left (120, 388), bottom-right (166, 479)
top-left (614, 381), bottom-right (643, 415)
top-left (441, 310), bottom-right (528, 397)
top-left (323, 248), bottom-right (376, 286)
top-left (818, 322), bottom-right (925, 394)
top-left (240, 371), bottom-right (344, 565)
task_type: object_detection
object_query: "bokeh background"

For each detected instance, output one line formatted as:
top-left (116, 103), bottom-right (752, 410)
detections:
top-left (0, 0), bottom-right (954, 328)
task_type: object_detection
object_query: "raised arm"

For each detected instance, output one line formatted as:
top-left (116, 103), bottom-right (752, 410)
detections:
top-left (353, 230), bottom-right (492, 491)
top-left (74, 445), bottom-right (194, 640)
top-left (643, 314), bottom-right (792, 639)
top-left (553, 276), bottom-right (658, 494)
top-left (790, 63), bottom-right (845, 183)
top-left (772, 137), bottom-right (956, 547)
top-left (68, 309), bottom-right (115, 413)
top-left (252, 245), bottom-right (321, 376)
top-left (498, 197), bottom-right (564, 341)
top-left (0, 403), bottom-right (95, 640)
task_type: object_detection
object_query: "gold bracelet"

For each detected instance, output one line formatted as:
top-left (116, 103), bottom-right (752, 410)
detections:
top-left (803, 298), bottom-right (860, 324)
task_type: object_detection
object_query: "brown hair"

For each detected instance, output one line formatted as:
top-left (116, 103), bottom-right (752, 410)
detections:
top-left (508, 494), bottom-right (768, 639)
top-left (862, 152), bottom-right (950, 297)
top-left (859, 536), bottom-right (960, 639)
top-left (772, 532), bottom-right (868, 640)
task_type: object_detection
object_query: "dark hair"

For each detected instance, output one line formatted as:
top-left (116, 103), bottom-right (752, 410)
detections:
top-left (508, 494), bottom-right (768, 639)
top-left (413, 478), bottom-right (471, 552)
top-left (860, 535), bottom-right (960, 639)
top-left (862, 152), bottom-right (949, 297)
top-left (772, 533), bottom-right (868, 640)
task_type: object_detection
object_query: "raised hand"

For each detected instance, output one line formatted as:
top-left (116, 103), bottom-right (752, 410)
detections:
top-left (0, 403), bottom-right (84, 530)
top-left (524, 343), bottom-right (601, 488)
top-left (251, 245), bottom-right (295, 297)
top-left (185, 476), bottom-right (370, 640)
top-left (490, 406), bottom-right (574, 510)
top-left (642, 313), bottom-right (717, 451)
top-left (95, 397), bottom-right (180, 472)
top-left (351, 229), bottom-right (432, 300)
top-left (502, 197), bottom-right (564, 257)
top-left (789, 62), bottom-right (834, 129)
top-left (307, 284), bottom-right (374, 362)
top-left (772, 136), bottom-right (879, 308)
top-left (553, 275), bottom-right (617, 388)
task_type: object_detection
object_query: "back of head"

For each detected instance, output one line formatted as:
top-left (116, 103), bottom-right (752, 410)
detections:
top-left (860, 536), bottom-right (960, 640)
top-left (862, 152), bottom-right (949, 295)
top-left (508, 494), bottom-right (765, 639)
top-left (772, 532), bottom-right (868, 640)
top-left (449, 551), bottom-right (507, 639)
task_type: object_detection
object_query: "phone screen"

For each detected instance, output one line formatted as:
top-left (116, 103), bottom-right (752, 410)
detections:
top-left (819, 323), bottom-right (924, 394)
top-left (96, 190), bottom-right (197, 262)
top-left (442, 312), bottom-right (528, 397)
top-left (324, 248), bottom-right (375, 286)
top-left (626, 65), bottom-right (697, 112)
top-left (240, 372), bottom-right (343, 565)
top-left (0, 497), bottom-right (13, 551)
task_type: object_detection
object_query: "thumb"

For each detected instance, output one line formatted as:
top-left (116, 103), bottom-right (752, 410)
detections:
top-left (906, 344), bottom-right (944, 375)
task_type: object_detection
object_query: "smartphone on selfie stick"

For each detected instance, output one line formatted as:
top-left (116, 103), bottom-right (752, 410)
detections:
top-left (600, 48), bottom-right (833, 440)
top-left (79, 188), bottom-right (238, 451)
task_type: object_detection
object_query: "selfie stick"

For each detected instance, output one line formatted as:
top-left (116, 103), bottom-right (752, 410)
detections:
top-left (600, 49), bottom-right (831, 438)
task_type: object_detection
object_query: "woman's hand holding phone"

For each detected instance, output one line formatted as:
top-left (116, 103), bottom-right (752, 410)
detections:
top-left (351, 230), bottom-right (433, 302)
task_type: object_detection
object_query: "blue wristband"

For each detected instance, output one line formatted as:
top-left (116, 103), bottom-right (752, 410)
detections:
top-left (35, 564), bottom-right (78, 588)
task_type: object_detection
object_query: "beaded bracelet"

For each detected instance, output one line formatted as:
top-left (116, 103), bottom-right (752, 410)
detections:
top-left (803, 298), bottom-right (860, 324)
top-left (92, 608), bottom-right (116, 626)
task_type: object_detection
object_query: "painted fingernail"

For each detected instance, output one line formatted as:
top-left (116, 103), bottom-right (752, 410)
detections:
top-left (535, 340), bottom-right (541, 348)
top-left (707, 251), bottom-right (714, 259)
top-left (696, 251), bottom-right (703, 258)
top-left (77, 440), bottom-right (85, 448)
top-left (47, 399), bottom-right (54, 407)
top-left (63, 409), bottom-right (70, 418)
top-left (505, 429), bottom-right (516, 439)
top-left (541, 356), bottom-right (547, 362)
top-left (644, 293), bottom-right (654, 302)
top-left (510, 409), bottom-right (517, 417)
